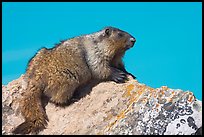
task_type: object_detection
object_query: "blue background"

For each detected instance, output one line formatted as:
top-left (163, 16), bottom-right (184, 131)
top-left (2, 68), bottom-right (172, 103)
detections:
top-left (2, 2), bottom-right (202, 100)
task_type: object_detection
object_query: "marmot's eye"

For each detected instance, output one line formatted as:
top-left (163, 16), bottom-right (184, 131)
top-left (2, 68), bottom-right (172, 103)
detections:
top-left (105, 28), bottom-right (111, 36)
top-left (118, 33), bottom-right (124, 37)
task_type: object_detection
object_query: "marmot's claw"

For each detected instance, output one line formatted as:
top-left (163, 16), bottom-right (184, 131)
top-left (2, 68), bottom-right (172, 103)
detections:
top-left (112, 68), bottom-right (128, 83)
top-left (119, 68), bottom-right (136, 80)
top-left (130, 74), bottom-right (136, 79)
top-left (125, 72), bottom-right (136, 79)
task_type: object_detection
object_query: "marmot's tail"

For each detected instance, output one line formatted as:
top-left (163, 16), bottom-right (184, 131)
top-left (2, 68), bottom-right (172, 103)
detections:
top-left (12, 119), bottom-right (47, 134)
top-left (12, 84), bottom-right (48, 134)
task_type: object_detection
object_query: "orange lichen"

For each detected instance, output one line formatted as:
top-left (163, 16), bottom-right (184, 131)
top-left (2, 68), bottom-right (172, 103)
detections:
top-left (188, 95), bottom-right (194, 103)
top-left (103, 84), bottom-right (147, 134)
top-left (188, 92), bottom-right (193, 96)
top-left (161, 90), bottom-right (165, 95)
top-left (127, 84), bottom-right (134, 91)
top-left (109, 120), bottom-right (117, 128)
top-left (122, 84), bottom-right (134, 97)
top-left (116, 110), bottom-right (126, 119)
top-left (103, 84), bottom-right (175, 134)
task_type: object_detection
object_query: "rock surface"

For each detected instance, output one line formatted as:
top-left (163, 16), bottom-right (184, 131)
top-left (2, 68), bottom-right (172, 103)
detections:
top-left (2, 75), bottom-right (202, 135)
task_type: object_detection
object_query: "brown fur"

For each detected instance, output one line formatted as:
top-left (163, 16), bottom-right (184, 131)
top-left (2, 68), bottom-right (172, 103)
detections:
top-left (12, 26), bottom-right (136, 134)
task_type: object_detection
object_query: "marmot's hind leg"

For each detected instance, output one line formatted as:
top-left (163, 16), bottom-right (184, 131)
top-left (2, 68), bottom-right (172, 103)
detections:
top-left (45, 75), bottom-right (79, 105)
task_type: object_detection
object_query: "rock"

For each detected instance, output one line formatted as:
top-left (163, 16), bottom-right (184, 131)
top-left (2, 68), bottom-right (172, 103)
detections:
top-left (2, 75), bottom-right (202, 135)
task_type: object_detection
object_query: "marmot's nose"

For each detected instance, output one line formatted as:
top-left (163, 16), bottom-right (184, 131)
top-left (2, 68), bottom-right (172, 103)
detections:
top-left (130, 37), bottom-right (136, 43)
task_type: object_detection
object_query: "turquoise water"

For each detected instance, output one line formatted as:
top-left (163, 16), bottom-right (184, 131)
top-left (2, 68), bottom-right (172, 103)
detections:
top-left (2, 2), bottom-right (202, 100)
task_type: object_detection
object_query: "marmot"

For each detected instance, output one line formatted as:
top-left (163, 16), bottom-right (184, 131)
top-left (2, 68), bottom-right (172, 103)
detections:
top-left (12, 26), bottom-right (136, 134)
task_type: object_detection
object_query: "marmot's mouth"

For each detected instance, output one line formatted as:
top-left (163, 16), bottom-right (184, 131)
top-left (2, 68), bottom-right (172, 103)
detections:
top-left (125, 44), bottom-right (134, 50)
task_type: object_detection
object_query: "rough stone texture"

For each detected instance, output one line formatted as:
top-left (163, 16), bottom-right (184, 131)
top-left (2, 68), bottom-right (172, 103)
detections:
top-left (2, 75), bottom-right (202, 135)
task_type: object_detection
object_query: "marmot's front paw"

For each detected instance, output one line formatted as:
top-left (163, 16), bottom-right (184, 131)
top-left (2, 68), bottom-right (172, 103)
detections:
top-left (111, 68), bottom-right (128, 83)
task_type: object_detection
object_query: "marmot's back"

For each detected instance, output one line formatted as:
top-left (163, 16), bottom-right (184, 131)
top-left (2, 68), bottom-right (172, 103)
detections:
top-left (27, 39), bottom-right (92, 87)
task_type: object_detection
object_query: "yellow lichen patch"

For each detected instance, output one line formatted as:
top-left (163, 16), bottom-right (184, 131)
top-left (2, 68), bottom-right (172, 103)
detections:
top-left (122, 84), bottom-right (134, 97)
top-left (129, 92), bottom-right (136, 101)
top-left (128, 89), bottom-right (144, 104)
top-left (104, 120), bottom-right (117, 133)
top-left (127, 84), bottom-right (134, 91)
top-left (116, 110), bottom-right (126, 119)
top-left (102, 84), bottom-right (147, 134)
top-left (137, 84), bottom-right (145, 89)
top-left (136, 87), bottom-right (145, 96)
top-left (103, 84), bottom-right (149, 135)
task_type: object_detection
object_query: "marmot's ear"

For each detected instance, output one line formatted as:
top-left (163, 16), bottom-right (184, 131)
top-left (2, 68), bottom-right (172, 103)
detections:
top-left (104, 28), bottom-right (111, 36)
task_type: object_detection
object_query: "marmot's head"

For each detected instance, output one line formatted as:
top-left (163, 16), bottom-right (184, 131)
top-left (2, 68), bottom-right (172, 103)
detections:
top-left (95, 26), bottom-right (136, 58)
